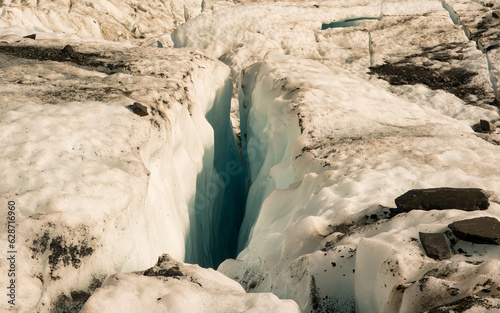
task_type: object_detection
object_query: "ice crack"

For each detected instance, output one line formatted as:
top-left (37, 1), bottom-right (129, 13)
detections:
top-left (321, 16), bottom-right (382, 30)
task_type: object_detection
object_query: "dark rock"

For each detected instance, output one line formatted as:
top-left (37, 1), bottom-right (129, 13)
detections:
top-left (480, 119), bottom-right (496, 132)
top-left (158, 267), bottom-right (184, 277)
top-left (143, 266), bottom-right (184, 277)
top-left (128, 102), bottom-right (149, 116)
top-left (419, 232), bottom-right (451, 260)
top-left (394, 188), bottom-right (489, 213)
top-left (493, 11), bottom-right (500, 18)
top-left (70, 290), bottom-right (91, 302)
top-left (143, 268), bottom-right (156, 276)
top-left (62, 45), bottom-right (75, 55)
top-left (23, 34), bottom-right (36, 40)
top-left (448, 217), bottom-right (500, 245)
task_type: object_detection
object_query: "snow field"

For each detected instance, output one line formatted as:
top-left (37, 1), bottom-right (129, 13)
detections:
top-left (219, 52), bottom-right (500, 312)
top-left (0, 38), bottom-right (234, 311)
top-left (0, 0), bottom-right (203, 43)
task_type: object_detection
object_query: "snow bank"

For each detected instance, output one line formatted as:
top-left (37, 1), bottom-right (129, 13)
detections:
top-left (0, 36), bottom-right (236, 311)
top-left (219, 52), bottom-right (500, 312)
top-left (80, 254), bottom-right (300, 313)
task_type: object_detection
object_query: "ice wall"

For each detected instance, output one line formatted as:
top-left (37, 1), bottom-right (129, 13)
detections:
top-left (185, 77), bottom-right (246, 268)
top-left (236, 60), bottom-right (302, 251)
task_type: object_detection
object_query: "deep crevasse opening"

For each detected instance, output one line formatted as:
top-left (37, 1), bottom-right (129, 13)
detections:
top-left (184, 78), bottom-right (247, 269)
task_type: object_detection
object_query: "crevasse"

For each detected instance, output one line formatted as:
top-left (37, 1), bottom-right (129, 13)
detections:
top-left (185, 77), bottom-right (246, 269)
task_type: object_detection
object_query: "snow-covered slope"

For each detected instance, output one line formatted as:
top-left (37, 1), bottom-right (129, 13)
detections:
top-left (219, 52), bottom-right (500, 312)
top-left (0, 34), bottom-right (244, 311)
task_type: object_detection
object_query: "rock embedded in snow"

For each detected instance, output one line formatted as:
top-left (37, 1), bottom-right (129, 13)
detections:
top-left (144, 256), bottom-right (185, 277)
top-left (448, 216), bottom-right (500, 245)
top-left (394, 188), bottom-right (490, 213)
top-left (419, 232), bottom-right (451, 260)
top-left (128, 102), bottom-right (149, 117)
top-left (480, 119), bottom-right (497, 132)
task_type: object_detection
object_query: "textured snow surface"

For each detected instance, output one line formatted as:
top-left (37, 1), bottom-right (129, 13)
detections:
top-left (217, 52), bottom-right (500, 312)
top-left (80, 254), bottom-right (300, 313)
top-left (0, 0), bottom-right (203, 44)
top-left (0, 34), bottom-right (244, 311)
top-left (2, 0), bottom-right (500, 312)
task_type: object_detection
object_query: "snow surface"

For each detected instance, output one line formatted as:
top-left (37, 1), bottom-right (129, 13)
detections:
top-left (0, 0), bottom-right (203, 44)
top-left (0, 32), bottom-right (245, 311)
top-left (80, 254), bottom-right (300, 313)
top-left (217, 51), bottom-right (500, 312)
top-left (2, 0), bottom-right (500, 312)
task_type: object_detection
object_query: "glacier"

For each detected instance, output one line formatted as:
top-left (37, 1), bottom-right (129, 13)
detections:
top-left (2, 0), bottom-right (500, 312)
top-left (0, 35), bottom-right (247, 311)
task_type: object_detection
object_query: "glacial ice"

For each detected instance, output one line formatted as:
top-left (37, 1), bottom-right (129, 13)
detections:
top-left (0, 0), bottom-right (204, 43)
top-left (0, 35), bottom-right (246, 311)
top-left (216, 51), bottom-right (500, 312)
top-left (2, 0), bottom-right (500, 312)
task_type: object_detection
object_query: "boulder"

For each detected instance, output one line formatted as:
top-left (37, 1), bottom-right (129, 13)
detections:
top-left (448, 217), bottom-right (500, 245)
top-left (419, 232), bottom-right (451, 260)
top-left (394, 188), bottom-right (489, 213)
